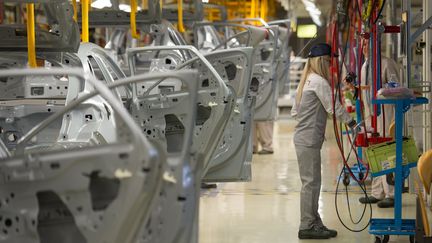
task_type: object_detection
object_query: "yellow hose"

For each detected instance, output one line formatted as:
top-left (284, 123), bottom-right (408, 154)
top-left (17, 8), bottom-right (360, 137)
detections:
top-left (82, 0), bottom-right (89, 42)
top-left (362, 0), bottom-right (373, 22)
top-left (177, 0), bottom-right (185, 33)
top-left (26, 3), bottom-right (37, 68)
top-left (130, 0), bottom-right (140, 39)
top-left (72, 0), bottom-right (77, 22)
top-left (378, 0), bottom-right (384, 9)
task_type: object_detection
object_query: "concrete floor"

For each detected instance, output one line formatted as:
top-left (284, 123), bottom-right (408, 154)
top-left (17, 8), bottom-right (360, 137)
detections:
top-left (199, 118), bottom-right (417, 243)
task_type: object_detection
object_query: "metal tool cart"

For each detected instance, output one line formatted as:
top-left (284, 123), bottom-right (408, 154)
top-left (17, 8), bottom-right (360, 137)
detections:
top-left (369, 97), bottom-right (428, 243)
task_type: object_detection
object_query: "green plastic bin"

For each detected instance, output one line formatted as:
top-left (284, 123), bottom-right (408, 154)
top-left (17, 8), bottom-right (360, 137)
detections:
top-left (365, 137), bottom-right (420, 174)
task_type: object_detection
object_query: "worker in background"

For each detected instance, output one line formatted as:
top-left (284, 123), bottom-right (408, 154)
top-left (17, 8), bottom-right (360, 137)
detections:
top-left (358, 39), bottom-right (398, 208)
top-left (253, 121), bottom-right (274, 154)
top-left (291, 43), bottom-right (358, 239)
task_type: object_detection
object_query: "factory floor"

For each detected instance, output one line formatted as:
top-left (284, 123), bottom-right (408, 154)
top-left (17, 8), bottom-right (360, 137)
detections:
top-left (199, 117), bottom-right (417, 243)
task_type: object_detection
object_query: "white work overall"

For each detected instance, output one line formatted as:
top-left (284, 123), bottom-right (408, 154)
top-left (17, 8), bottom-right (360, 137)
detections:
top-left (253, 121), bottom-right (274, 152)
top-left (292, 73), bottom-right (352, 230)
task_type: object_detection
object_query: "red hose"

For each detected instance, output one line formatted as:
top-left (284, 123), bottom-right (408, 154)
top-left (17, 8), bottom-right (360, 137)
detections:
top-left (330, 20), bottom-right (369, 184)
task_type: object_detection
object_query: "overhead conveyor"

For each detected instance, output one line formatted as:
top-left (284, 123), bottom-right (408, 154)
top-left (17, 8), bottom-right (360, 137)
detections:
top-left (76, 0), bottom-right (161, 27)
top-left (161, 0), bottom-right (203, 23)
top-left (0, 1), bottom-right (80, 52)
top-left (203, 3), bottom-right (227, 22)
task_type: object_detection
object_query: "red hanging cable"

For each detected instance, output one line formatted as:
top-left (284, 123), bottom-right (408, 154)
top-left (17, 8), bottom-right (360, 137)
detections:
top-left (372, 4), bottom-right (379, 134)
top-left (330, 19), bottom-right (369, 184)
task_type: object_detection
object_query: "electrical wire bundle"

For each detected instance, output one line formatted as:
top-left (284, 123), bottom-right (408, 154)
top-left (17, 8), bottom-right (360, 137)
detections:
top-left (328, 0), bottom-right (387, 233)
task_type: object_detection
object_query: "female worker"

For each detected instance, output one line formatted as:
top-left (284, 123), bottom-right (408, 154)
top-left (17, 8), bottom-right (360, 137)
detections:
top-left (291, 43), bottom-right (357, 239)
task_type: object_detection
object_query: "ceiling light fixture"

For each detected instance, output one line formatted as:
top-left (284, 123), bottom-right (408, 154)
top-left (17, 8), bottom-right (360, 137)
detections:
top-left (91, 0), bottom-right (112, 9)
top-left (301, 0), bottom-right (322, 26)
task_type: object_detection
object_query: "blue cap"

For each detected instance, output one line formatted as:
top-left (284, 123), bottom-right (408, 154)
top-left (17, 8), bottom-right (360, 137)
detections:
top-left (307, 43), bottom-right (338, 58)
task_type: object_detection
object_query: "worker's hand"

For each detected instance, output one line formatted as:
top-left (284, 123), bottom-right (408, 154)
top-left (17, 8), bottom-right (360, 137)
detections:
top-left (348, 120), bottom-right (361, 140)
top-left (351, 126), bottom-right (362, 141)
top-left (343, 72), bottom-right (357, 91)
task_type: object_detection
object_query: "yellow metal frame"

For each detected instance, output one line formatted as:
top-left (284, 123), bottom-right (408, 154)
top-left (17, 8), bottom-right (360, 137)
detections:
top-left (130, 0), bottom-right (140, 39)
top-left (81, 0), bottom-right (89, 42)
top-left (72, 0), bottom-right (78, 21)
top-left (142, 0), bottom-right (148, 10)
top-left (26, 3), bottom-right (37, 68)
top-left (207, 0), bottom-right (279, 22)
top-left (415, 181), bottom-right (431, 236)
top-left (177, 0), bottom-right (185, 33)
top-left (249, 0), bottom-right (255, 18)
top-left (260, 0), bottom-right (267, 21)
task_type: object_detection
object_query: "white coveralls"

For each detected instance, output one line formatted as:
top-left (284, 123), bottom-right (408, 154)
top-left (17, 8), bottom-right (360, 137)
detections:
top-left (253, 121), bottom-right (274, 152)
top-left (291, 73), bottom-right (353, 230)
top-left (361, 56), bottom-right (400, 199)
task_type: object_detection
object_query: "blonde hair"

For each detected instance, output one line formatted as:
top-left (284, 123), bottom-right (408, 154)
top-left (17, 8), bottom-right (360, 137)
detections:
top-left (295, 56), bottom-right (331, 106)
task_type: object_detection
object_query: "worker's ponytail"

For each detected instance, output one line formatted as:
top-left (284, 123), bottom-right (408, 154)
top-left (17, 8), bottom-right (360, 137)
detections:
top-left (295, 56), bottom-right (331, 107)
top-left (295, 59), bottom-right (310, 107)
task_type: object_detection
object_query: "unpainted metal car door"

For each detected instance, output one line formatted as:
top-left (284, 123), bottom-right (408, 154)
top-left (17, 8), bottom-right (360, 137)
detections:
top-left (0, 68), bottom-right (166, 243)
top-left (79, 43), bottom-right (202, 243)
top-left (126, 46), bottom-right (235, 179)
top-left (250, 25), bottom-right (280, 121)
top-left (200, 48), bottom-right (255, 182)
top-left (0, 52), bottom-right (82, 151)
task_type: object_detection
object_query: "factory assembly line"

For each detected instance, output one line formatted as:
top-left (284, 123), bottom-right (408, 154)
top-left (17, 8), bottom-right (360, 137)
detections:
top-left (0, 0), bottom-right (432, 243)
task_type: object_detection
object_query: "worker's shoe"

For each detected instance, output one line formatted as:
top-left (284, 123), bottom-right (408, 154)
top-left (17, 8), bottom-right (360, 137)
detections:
top-left (298, 226), bottom-right (332, 239)
top-left (257, 150), bottom-right (273, 155)
top-left (319, 225), bottom-right (337, 237)
top-left (377, 198), bottom-right (394, 208)
top-left (359, 196), bottom-right (381, 204)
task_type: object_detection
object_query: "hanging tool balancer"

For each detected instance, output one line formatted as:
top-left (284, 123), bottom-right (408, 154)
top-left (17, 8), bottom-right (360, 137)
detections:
top-left (327, 0), bottom-right (401, 234)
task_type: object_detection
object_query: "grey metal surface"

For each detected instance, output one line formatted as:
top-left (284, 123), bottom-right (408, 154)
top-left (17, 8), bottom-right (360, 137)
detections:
top-left (78, 43), bottom-right (203, 242)
top-left (0, 52), bottom-right (82, 152)
top-left (126, 71), bottom-right (200, 243)
top-left (127, 46), bottom-right (235, 176)
top-left (162, 0), bottom-right (204, 22)
top-left (0, 67), bottom-right (203, 243)
top-left (203, 3), bottom-right (227, 21)
top-left (0, 137), bottom-right (11, 158)
top-left (193, 21), bottom-right (280, 121)
top-left (76, 43), bottom-right (131, 99)
top-left (251, 25), bottom-right (280, 121)
top-left (218, 18), bottom-right (281, 120)
top-left (193, 22), bottom-right (268, 51)
top-left (227, 18), bottom-right (269, 27)
top-left (78, 0), bottom-right (161, 26)
top-left (200, 48), bottom-right (254, 182)
top-left (0, 51), bottom-right (81, 99)
top-left (268, 20), bottom-right (291, 97)
top-left (0, 68), bottom-right (165, 243)
top-left (0, 2), bottom-right (80, 52)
